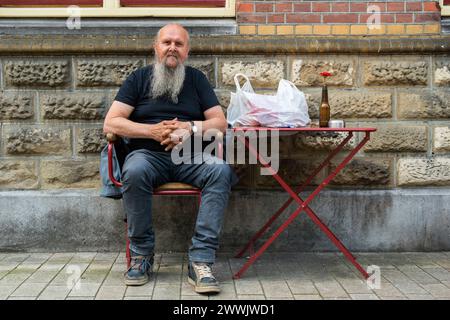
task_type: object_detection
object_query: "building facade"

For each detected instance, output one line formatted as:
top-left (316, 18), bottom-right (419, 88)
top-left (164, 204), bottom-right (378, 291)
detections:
top-left (0, 0), bottom-right (449, 252)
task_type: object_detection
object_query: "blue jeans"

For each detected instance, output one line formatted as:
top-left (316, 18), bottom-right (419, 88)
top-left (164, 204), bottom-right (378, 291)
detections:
top-left (121, 149), bottom-right (237, 264)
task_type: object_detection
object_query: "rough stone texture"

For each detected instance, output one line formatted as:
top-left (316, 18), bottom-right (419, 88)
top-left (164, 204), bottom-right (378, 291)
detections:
top-left (255, 159), bottom-right (322, 188)
top-left (434, 127), bottom-right (450, 153)
top-left (329, 91), bottom-right (392, 119)
top-left (41, 160), bottom-right (100, 189)
top-left (0, 161), bottom-right (38, 189)
top-left (220, 60), bottom-right (284, 88)
top-left (229, 164), bottom-right (254, 188)
top-left (76, 58), bottom-right (144, 87)
top-left (187, 59), bottom-right (215, 86)
top-left (293, 131), bottom-right (356, 151)
top-left (434, 58), bottom-right (450, 86)
top-left (363, 61), bottom-right (428, 86)
top-left (4, 127), bottom-right (71, 155)
top-left (4, 59), bottom-right (69, 87)
top-left (331, 158), bottom-right (392, 186)
top-left (0, 92), bottom-right (34, 120)
top-left (291, 59), bottom-right (355, 87)
top-left (398, 90), bottom-right (450, 119)
top-left (398, 158), bottom-right (450, 186)
top-left (40, 92), bottom-right (107, 120)
top-left (364, 126), bottom-right (427, 153)
top-left (215, 90), bottom-right (231, 110)
top-left (77, 127), bottom-right (106, 154)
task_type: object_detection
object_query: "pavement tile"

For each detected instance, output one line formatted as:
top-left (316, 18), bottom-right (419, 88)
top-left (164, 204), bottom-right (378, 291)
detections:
top-left (0, 286), bottom-right (19, 300)
top-left (392, 281), bottom-right (428, 295)
top-left (152, 283), bottom-right (180, 300)
top-left (406, 294), bottom-right (435, 300)
top-left (95, 285), bottom-right (126, 300)
top-left (260, 280), bottom-right (293, 298)
top-left (38, 286), bottom-right (71, 300)
top-left (237, 294), bottom-right (266, 300)
top-left (313, 279), bottom-right (348, 298)
top-left (124, 296), bottom-right (152, 300)
top-left (421, 267), bottom-right (450, 282)
top-left (286, 279), bottom-right (318, 295)
top-left (234, 279), bottom-right (264, 295)
top-left (421, 283), bottom-right (450, 298)
top-left (294, 294), bottom-right (323, 300)
top-left (0, 252), bottom-right (449, 301)
top-left (209, 283), bottom-right (237, 300)
top-left (10, 282), bottom-right (47, 297)
top-left (124, 280), bottom-right (155, 297)
top-left (7, 296), bottom-right (36, 300)
top-left (68, 282), bottom-right (102, 297)
top-left (349, 293), bottom-right (379, 300)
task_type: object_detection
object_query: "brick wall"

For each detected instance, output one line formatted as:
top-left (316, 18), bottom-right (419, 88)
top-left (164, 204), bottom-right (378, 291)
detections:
top-left (237, 0), bottom-right (442, 35)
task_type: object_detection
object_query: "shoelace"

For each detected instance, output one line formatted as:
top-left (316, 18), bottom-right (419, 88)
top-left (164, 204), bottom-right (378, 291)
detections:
top-left (194, 263), bottom-right (216, 280)
top-left (128, 256), bottom-right (152, 273)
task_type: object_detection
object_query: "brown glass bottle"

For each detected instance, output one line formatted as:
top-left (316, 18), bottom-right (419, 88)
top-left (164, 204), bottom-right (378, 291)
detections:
top-left (319, 84), bottom-right (330, 127)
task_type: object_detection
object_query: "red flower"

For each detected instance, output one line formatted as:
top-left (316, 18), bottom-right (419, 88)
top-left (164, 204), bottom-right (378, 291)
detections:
top-left (320, 71), bottom-right (332, 77)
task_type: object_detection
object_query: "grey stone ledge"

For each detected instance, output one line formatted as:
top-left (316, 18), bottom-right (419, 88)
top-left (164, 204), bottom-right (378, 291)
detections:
top-left (0, 33), bottom-right (449, 55)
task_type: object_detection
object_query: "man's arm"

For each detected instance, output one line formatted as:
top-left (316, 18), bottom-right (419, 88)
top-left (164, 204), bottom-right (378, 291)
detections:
top-left (103, 100), bottom-right (178, 142)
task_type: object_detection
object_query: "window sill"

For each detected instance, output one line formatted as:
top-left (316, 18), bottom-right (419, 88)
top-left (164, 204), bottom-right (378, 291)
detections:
top-left (0, 18), bottom-right (237, 36)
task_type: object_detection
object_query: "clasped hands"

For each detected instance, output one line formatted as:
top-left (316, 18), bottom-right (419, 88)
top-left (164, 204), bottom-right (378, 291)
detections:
top-left (154, 118), bottom-right (193, 151)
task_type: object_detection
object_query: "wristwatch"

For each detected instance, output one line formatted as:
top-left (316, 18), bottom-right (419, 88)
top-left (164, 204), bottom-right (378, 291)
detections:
top-left (189, 121), bottom-right (198, 134)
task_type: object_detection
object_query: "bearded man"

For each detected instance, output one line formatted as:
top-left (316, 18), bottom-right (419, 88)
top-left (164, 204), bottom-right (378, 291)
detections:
top-left (103, 24), bottom-right (236, 294)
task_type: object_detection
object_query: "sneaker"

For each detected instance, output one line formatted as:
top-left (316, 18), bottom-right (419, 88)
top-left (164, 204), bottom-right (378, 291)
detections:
top-left (188, 261), bottom-right (220, 294)
top-left (124, 254), bottom-right (154, 286)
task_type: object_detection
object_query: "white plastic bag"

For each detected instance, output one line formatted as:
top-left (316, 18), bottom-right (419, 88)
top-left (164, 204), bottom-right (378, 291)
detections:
top-left (227, 73), bottom-right (310, 128)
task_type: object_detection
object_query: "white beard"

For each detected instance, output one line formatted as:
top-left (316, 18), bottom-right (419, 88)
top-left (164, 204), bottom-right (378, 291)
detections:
top-left (150, 60), bottom-right (186, 104)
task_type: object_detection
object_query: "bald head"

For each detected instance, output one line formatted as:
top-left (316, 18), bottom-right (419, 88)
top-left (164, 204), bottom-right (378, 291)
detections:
top-left (153, 23), bottom-right (190, 68)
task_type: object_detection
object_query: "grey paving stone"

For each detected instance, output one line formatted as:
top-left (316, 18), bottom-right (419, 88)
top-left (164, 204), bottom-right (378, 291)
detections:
top-left (350, 293), bottom-right (379, 300)
top-left (7, 296), bottom-right (36, 300)
top-left (421, 266), bottom-right (450, 282)
top-left (406, 294), bottom-right (435, 300)
top-left (26, 271), bottom-right (59, 283)
top-left (286, 279), bottom-right (318, 295)
top-left (335, 278), bottom-right (374, 294)
top-left (10, 282), bottom-right (47, 297)
top-left (234, 280), bottom-right (264, 295)
top-left (313, 280), bottom-right (348, 298)
top-left (93, 252), bottom-right (119, 262)
top-left (236, 294), bottom-right (266, 300)
top-left (152, 283), bottom-right (180, 300)
top-left (372, 281), bottom-right (405, 298)
top-left (124, 296), bottom-right (152, 300)
top-left (393, 281), bottom-right (428, 295)
top-left (102, 270), bottom-right (126, 286)
top-left (37, 286), bottom-right (71, 300)
top-left (294, 294), bottom-right (323, 300)
top-left (0, 285), bottom-right (19, 300)
top-left (68, 282), bottom-right (102, 297)
top-left (65, 296), bottom-right (95, 300)
top-left (47, 253), bottom-right (75, 263)
top-left (421, 283), bottom-right (450, 298)
top-left (181, 294), bottom-right (209, 300)
top-left (38, 263), bottom-right (66, 272)
top-left (95, 285), bottom-right (126, 300)
top-left (0, 271), bottom-right (32, 285)
top-left (69, 252), bottom-right (97, 263)
top-left (209, 283), bottom-right (237, 300)
top-left (0, 262), bottom-right (20, 272)
top-left (124, 280), bottom-right (155, 297)
top-left (379, 296), bottom-right (409, 300)
top-left (155, 266), bottom-right (183, 284)
top-left (2, 254), bottom-right (30, 263)
top-left (15, 263), bottom-right (42, 272)
top-left (260, 280), bottom-right (293, 298)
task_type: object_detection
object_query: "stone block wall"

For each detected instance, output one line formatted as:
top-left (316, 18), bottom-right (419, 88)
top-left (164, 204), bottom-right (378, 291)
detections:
top-left (1, 37), bottom-right (450, 192)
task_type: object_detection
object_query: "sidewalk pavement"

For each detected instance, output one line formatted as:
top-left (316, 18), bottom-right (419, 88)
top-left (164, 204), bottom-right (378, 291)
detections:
top-left (0, 251), bottom-right (449, 300)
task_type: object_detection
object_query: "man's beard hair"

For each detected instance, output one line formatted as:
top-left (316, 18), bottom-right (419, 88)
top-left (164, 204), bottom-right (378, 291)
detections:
top-left (150, 60), bottom-right (185, 104)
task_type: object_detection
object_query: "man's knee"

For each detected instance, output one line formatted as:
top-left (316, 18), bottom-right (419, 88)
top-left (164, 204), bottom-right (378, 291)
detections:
top-left (206, 163), bottom-right (233, 185)
top-left (122, 161), bottom-right (156, 187)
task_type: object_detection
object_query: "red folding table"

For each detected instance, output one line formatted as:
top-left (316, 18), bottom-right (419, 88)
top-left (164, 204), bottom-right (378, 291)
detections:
top-left (231, 127), bottom-right (377, 280)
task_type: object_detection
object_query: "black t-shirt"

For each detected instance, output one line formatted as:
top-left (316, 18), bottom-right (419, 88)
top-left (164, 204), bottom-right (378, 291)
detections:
top-left (114, 65), bottom-right (220, 152)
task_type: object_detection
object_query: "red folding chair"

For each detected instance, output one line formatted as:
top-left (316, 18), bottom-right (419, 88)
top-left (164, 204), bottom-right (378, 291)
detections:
top-left (105, 132), bottom-right (222, 268)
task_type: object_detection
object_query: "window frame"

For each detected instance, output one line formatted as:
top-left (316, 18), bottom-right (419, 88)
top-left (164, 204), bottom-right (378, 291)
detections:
top-left (0, 0), bottom-right (235, 17)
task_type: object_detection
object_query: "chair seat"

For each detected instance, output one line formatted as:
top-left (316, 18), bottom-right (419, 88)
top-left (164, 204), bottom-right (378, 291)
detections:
top-left (155, 182), bottom-right (199, 191)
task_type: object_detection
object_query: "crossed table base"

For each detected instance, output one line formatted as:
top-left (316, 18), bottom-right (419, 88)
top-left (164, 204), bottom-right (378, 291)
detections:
top-left (231, 127), bottom-right (377, 280)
